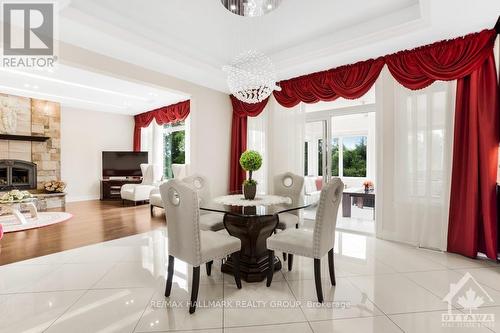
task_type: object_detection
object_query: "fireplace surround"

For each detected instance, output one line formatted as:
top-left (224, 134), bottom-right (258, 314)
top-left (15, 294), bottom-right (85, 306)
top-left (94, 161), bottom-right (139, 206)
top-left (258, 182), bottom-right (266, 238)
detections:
top-left (0, 159), bottom-right (37, 190)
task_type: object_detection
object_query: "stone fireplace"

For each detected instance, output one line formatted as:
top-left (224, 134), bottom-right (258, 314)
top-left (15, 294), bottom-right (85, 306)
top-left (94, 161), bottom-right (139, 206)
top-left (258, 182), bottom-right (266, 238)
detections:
top-left (0, 94), bottom-right (61, 190)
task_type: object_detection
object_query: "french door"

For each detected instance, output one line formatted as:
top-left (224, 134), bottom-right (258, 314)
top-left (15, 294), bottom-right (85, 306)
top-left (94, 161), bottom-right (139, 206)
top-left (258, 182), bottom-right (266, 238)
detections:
top-left (305, 120), bottom-right (331, 182)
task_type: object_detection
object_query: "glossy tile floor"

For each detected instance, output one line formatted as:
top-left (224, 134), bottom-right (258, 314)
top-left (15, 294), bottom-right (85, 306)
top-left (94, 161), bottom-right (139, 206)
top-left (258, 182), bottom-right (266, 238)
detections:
top-left (1, 226), bottom-right (499, 333)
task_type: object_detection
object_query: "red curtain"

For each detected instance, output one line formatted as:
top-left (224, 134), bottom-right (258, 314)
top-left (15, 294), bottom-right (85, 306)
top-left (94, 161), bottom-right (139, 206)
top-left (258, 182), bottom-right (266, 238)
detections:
top-left (448, 53), bottom-right (499, 259)
top-left (133, 100), bottom-right (190, 151)
top-left (273, 58), bottom-right (385, 107)
top-left (386, 30), bottom-right (497, 89)
top-left (229, 95), bottom-right (268, 193)
top-left (227, 28), bottom-right (499, 258)
top-left (385, 29), bottom-right (499, 259)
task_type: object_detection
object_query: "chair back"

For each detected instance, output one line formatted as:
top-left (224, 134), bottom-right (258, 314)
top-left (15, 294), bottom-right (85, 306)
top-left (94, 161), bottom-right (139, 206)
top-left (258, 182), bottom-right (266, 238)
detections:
top-left (141, 164), bottom-right (163, 185)
top-left (160, 179), bottom-right (201, 266)
top-left (273, 172), bottom-right (304, 216)
top-left (312, 178), bottom-right (344, 258)
top-left (172, 163), bottom-right (188, 179)
top-left (182, 174), bottom-right (211, 206)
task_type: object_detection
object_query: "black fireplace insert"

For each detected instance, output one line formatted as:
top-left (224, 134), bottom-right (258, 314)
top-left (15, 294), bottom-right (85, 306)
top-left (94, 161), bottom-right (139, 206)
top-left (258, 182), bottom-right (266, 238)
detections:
top-left (0, 160), bottom-right (37, 190)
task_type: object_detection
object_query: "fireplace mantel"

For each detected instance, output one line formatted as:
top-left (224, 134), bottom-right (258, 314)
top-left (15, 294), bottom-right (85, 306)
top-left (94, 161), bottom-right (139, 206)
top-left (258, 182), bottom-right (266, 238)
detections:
top-left (0, 134), bottom-right (50, 142)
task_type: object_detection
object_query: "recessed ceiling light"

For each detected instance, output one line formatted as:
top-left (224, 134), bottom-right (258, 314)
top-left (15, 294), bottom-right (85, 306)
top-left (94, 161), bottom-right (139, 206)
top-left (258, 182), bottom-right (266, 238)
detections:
top-left (33, 85), bottom-right (39, 90)
top-left (23, 83), bottom-right (30, 88)
top-left (267, 4), bottom-right (272, 9)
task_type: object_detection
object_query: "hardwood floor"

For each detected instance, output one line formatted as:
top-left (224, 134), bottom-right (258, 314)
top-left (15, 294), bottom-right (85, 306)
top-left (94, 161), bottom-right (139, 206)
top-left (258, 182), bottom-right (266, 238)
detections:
top-left (0, 200), bottom-right (166, 265)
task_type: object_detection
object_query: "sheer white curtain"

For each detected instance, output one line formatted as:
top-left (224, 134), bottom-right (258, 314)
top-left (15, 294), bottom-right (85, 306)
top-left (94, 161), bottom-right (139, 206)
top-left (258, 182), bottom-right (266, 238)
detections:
top-left (376, 67), bottom-right (455, 251)
top-left (268, 97), bottom-right (305, 180)
top-left (246, 96), bottom-right (305, 194)
top-left (247, 108), bottom-right (268, 194)
top-left (140, 121), bottom-right (164, 169)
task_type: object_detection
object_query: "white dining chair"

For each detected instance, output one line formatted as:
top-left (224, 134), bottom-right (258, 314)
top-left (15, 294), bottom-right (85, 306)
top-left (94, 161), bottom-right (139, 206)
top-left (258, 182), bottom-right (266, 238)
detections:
top-left (273, 172), bottom-right (305, 268)
top-left (183, 174), bottom-right (225, 231)
top-left (161, 180), bottom-right (242, 314)
top-left (266, 178), bottom-right (343, 303)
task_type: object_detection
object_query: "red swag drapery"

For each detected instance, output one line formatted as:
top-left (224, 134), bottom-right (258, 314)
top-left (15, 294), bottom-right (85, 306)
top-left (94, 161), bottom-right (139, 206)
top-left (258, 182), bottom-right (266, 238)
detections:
top-left (386, 29), bottom-right (499, 259)
top-left (229, 28), bottom-right (499, 259)
top-left (273, 58), bottom-right (385, 107)
top-left (229, 95), bottom-right (269, 193)
top-left (133, 100), bottom-right (190, 151)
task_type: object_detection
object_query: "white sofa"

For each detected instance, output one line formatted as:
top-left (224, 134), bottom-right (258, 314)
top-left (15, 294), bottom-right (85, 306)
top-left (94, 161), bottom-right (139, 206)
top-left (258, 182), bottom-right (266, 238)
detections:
top-left (121, 164), bottom-right (162, 205)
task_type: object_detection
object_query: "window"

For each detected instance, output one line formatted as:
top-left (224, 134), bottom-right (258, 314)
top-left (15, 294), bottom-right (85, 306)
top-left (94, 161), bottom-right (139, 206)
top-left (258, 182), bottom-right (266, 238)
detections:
top-left (331, 135), bottom-right (367, 178)
top-left (331, 138), bottom-right (339, 176)
top-left (164, 120), bottom-right (186, 179)
top-left (318, 139), bottom-right (323, 176)
top-left (304, 142), bottom-right (308, 175)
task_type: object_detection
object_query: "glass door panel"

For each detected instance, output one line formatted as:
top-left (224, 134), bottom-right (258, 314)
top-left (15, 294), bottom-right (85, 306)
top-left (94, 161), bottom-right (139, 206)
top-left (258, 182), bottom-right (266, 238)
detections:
top-left (304, 120), bottom-right (329, 220)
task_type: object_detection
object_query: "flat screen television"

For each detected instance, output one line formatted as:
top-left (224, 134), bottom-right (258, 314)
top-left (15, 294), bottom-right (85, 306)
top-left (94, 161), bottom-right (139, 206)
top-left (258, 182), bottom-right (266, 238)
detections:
top-left (102, 151), bottom-right (148, 178)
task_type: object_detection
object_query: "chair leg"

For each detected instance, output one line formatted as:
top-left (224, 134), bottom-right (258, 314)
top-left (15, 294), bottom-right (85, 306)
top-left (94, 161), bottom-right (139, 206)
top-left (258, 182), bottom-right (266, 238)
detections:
top-left (232, 252), bottom-right (242, 289)
top-left (189, 266), bottom-right (200, 314)
top-left (165, 255), bottom-right (174, 297)
top-left (267, 250), bottom-right (275, 287)
top-left (328, 249), bottom-right (336, 286)
top-left (314, 258), bottom-right (324, 303)
top-left (283, 252), bottom-right (287, 261)
top-left (287, 254), bottom-right (294, 271)
top-left (206, 261), bottom-right (213, 276)
top-left (150, 205), bottom-right (154, 216)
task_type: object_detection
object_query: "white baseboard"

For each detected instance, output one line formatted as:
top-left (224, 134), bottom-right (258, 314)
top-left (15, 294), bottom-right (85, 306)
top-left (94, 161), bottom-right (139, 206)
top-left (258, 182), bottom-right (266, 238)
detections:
top-left (66, 194), bottom-right (100, 202)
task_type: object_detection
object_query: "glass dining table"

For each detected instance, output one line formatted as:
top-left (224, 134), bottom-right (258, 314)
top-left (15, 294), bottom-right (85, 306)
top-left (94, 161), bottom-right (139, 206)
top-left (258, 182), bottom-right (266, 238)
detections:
top-left (200, 194), bottom-right (315, 282)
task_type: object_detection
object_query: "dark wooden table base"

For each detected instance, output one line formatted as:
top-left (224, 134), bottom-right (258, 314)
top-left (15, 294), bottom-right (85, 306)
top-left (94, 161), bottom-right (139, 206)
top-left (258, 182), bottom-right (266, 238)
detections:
top-left (222, 213), bottom-right (282, 282)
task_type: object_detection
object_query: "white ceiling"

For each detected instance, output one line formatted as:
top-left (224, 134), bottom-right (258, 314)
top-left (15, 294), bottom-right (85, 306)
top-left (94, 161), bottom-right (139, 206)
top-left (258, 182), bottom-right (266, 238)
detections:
top-left (0, 65), bottom-right (189, 115)
top-left (55, 0), bottom-right (500, 93)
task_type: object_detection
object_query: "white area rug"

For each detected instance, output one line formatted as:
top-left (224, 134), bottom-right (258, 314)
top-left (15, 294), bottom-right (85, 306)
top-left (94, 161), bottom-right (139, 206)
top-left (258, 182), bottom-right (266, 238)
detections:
top-left (0, 212), bottom-right (73, 233)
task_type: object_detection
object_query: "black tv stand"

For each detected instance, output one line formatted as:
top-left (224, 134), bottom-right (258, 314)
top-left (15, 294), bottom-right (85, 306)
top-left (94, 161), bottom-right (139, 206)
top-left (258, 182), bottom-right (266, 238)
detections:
top-left (100, 178), bottom-right (142, 200)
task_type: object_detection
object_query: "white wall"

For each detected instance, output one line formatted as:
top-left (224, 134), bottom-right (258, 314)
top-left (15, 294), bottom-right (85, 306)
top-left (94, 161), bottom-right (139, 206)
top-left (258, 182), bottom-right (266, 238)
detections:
top-left (60, 42), bottom-right (232, 196)
top-left (61, 107), bottom-right (134, 202)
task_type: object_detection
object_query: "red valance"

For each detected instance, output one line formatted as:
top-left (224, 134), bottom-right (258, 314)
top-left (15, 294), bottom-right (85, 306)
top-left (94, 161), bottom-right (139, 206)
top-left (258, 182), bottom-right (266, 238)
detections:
top-left (273, 58), bottom-right (385, 107)
top-left (229, 28), bottom-right (500, 259)
top-left (229, 95), bottom-right (268, 193)
top-left (133, 100), bottom-right (190, 151)
top-left (386, 29), bottom-right (497, 90)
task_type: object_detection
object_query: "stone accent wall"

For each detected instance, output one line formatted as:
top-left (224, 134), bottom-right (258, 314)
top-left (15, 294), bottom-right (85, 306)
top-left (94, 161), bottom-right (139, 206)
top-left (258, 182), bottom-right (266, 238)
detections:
top-left (0, 94), bottom-right (32, 161)
top-left (0, 94), bottom-right (61, 190)
top-left (31, 100), bottom-right (61, 189)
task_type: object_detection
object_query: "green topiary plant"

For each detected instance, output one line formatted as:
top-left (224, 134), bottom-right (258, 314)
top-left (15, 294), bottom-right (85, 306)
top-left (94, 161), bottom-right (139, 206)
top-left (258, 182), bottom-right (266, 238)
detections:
top-left (239, 150), bottom-right (262, 183)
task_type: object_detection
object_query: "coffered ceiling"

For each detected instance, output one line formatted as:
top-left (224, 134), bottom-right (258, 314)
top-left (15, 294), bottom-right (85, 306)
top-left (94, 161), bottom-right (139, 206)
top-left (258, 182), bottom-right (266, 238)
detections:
top-left (44, 0), bottom-right (500, 93)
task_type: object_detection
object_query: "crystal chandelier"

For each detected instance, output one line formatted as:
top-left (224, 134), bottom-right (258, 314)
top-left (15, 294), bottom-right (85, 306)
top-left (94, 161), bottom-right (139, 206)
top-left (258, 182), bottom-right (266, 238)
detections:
top-left (223, 50), bottom-right (281, 104)
top-left (221, 0), bottom-right (282, 17)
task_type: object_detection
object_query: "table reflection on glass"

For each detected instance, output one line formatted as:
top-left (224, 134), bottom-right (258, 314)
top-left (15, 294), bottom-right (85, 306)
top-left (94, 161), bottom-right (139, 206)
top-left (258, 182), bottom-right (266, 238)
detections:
top-left (201, 194), bottom-right (315, 282)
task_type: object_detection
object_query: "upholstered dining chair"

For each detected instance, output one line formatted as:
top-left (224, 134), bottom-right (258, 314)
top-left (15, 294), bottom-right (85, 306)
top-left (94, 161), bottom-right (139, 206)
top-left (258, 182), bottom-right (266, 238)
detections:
top-left (274, 172), bottom-right (305, 230)
top-left (273, 172), bottom-right (305, 267)
top-left (266, 178), bottom-right (343, 303)
top-left (149, 164), bottom-right (188, 216)
top-left (182, 174), bottom-right (225, 232)
top-left (161, 180), bottom-right (242, 314)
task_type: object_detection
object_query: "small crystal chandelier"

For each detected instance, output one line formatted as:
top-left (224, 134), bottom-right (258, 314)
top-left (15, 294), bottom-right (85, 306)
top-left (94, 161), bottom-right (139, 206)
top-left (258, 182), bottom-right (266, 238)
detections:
top-left (221, 0), bottom-right (282, 17)
top-left (223, 50), bottom-right (281, 104)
